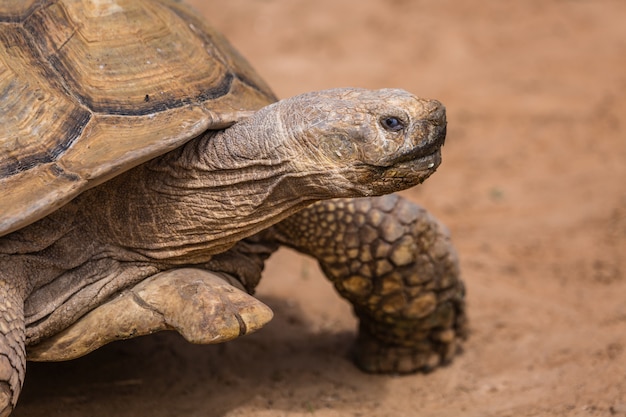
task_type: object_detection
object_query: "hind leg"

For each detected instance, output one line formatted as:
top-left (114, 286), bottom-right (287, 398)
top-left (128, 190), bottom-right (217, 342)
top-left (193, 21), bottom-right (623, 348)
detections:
top-left (0, 280), bottom-right (25, 417)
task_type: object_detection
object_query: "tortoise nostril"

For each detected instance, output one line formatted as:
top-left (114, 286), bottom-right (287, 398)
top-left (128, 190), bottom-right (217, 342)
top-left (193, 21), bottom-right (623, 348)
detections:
top-left (426, 102), bottom-right (446, 126)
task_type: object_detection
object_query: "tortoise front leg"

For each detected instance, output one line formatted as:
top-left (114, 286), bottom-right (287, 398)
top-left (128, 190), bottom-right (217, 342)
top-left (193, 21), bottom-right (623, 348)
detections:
top-left (0, 279), bottom-right (25, 417)
top-left (268, 194), bottom-right (467, 373)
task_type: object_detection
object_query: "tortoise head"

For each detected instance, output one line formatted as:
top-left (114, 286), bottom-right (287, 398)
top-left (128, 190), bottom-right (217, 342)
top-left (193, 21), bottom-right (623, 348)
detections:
top-left (274, 88), bottom-right (447, 196)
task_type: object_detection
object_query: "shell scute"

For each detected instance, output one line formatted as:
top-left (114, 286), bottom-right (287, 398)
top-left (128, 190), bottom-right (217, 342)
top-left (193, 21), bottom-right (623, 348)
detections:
top-left (0, 0), bottom-right (276, 236)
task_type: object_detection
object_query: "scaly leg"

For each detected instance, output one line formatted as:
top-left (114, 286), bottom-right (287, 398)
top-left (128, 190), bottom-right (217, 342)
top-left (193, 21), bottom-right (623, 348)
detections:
top-left (0, 279), bottom-right (25, 417)
top-left (269, 194), bottom-right (468, 373)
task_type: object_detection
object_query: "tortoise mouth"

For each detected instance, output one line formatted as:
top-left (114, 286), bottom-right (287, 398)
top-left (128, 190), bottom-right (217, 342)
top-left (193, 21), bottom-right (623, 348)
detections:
top-left (393, 141), bottom-right (443, 167)
top-left (390, 149), bottom-right (442, 174)
top-left (356, 150), bottom-right (441, 195)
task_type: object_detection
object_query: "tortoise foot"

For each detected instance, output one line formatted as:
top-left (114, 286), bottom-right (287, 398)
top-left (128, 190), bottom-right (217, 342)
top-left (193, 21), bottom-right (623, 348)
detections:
top-left (352, 314), bottom-right (466, 374)
top-left (27, 268), bottom-right (273, 361)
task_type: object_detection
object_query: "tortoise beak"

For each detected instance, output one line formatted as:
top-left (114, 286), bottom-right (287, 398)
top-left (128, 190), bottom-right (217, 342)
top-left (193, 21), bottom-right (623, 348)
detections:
top-left (389, 101), bottom-right (447, 167)
top-left (410, 100), bottom-right (446, 155)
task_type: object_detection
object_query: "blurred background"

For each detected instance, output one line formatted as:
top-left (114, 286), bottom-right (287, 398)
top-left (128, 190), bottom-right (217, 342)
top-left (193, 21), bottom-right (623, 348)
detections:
top-left (16, 1), bottom-right (626, 416)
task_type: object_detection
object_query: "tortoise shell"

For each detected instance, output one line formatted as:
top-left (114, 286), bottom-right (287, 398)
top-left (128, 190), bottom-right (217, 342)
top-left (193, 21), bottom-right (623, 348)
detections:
top-left (0, 0), bottom-right (276, 236)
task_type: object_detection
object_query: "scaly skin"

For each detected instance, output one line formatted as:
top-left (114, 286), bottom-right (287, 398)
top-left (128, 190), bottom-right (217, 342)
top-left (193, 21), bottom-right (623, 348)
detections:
top-left (0, 88), bottom-right (446, 415)
top-left (9, 88), bottom-right (446, 348)
top-left (0, 280), bottom-right (24, 417)
top-left (268, 194), bottom-right (467, 373)
top-left (10, 88), bottom-right (442, 345)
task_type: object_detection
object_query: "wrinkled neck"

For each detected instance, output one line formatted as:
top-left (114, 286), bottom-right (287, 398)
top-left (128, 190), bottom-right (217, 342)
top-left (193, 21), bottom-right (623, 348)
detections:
top-left (84, 113), bottom-right (352, 263)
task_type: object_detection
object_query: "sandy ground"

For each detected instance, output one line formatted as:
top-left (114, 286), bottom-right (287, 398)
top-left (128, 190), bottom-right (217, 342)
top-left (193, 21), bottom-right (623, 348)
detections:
top-left (13, 0), bottom-right (626, 416)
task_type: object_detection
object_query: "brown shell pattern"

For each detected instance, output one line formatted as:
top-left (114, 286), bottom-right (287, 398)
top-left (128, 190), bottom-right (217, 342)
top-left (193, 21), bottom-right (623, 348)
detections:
top-left (0, 0), bottom-right (276, 236)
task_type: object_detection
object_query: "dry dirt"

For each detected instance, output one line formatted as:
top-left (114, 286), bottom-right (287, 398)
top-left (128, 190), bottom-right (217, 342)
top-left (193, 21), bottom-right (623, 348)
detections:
top-left (13, 0), bottom-right (626, 416)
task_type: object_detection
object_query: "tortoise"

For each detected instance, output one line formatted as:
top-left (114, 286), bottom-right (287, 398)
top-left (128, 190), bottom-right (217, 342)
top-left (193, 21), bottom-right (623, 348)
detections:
top-left (0, 0), bottom-right (467, 415)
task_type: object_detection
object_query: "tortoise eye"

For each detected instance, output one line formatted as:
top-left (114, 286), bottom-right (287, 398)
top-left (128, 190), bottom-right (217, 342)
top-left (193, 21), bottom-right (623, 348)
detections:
top-left (380, 116), bottom-right (405, 132)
